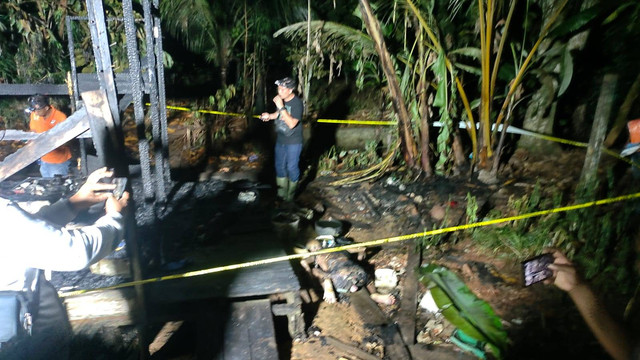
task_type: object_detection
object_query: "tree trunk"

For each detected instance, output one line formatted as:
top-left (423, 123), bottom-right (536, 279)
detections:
top-left (452, 131), bottom-right (467, 175)
top-left (303, 0), bottom-right (311, 117)
top-left (577, 74), bottom-right (618, 201)
top-left (242, 0), bottom-right (252, 126)
top-left (416, 24), bottom-right (432, 176)
top-left (358, 0), bottom-right (416, 168)
top-left (604, 71), bottom-right (640, 147)
top-left (517, 74), bottom-right (561, 155)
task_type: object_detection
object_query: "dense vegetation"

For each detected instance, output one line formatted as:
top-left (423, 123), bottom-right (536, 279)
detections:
top-left (2, 0), bottom-right (640, 292)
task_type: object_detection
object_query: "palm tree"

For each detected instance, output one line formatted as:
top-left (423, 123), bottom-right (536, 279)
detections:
top-left (159, 0), bottom-right (245, 88)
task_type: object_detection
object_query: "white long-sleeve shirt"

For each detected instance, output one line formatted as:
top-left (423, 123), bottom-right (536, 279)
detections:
top-left (0, 197), bottom-right (125, 292)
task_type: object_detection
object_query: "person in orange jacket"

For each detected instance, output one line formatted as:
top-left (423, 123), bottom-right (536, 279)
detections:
top-left (27, 95), bottom-right (72, 177)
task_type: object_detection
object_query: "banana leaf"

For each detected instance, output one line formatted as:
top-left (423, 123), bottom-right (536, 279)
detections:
top-left (419, 264), bottom-right (508, 358)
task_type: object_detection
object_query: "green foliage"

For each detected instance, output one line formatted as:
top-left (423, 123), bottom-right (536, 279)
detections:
top-left (469, 184), bottom-right (568, 259)
top-left (465, 192), bottom-right (478, 224)
top-left (208, 85), bottom-right (237, 112)
top-left (433, 51), bottom-right (454, 175)
top-left (211, 126), bottom-right (227, 142)
top-left (0, 98), bottom-right (30, 129)
top-left (467, 179), bottom-right (638, 294)
top-left (420, 264), bottom-right (508, 359)
top-left (0, 0), bottom-right (149, 83)
top-left (317, 141), bottom-right (382, 175)
top-left (317, 146), bottom-right (338, 175)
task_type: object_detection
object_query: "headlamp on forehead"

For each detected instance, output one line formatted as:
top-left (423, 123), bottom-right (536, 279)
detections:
top-left (275, 77), bottom-right (296, 89)
top-left (26, 95), bottom-right (49, 114)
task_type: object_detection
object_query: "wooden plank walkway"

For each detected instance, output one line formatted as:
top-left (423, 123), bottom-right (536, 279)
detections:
top-left (145, 232), bottom-right (300, 302)
top-left (216, 299), bottom-right (279, 360)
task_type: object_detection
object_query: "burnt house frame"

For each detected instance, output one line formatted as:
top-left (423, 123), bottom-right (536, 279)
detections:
top-left (0, 0), bottom-right (169, 203)
top-left (0, 1), bottom-right (170, 356)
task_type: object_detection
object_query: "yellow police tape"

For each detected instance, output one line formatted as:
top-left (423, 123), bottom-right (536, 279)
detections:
top-left (161, 104), bottom-right (388, 124)
top-left (163, 105), bottom-right (260, 118)
top-left (158, 103), bottom-right (638, 167)
top-left (316, 119), bottom-right (397, 126)
top-left (58, 190), bottom-right (640, 298)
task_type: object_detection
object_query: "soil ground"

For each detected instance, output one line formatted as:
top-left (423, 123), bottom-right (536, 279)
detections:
top-left (286, 148), bottom-right (619, 360)
top-left (2, 110), bottom-right (639, 360)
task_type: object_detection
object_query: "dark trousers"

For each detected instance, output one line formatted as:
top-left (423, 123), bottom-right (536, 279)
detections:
top-left (274, 142), bottom-right (303, 181)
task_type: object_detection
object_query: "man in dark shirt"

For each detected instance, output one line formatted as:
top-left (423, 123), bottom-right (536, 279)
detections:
top-left (260, 77), bottom-right (304, 202)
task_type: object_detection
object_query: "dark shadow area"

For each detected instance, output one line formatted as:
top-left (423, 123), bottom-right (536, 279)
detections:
top-left (300, 86), bottom-right (352, 190)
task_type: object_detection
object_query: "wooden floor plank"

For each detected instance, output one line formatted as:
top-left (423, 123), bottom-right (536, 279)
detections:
top-left (218, 300), bottom-right (278, 360)
top-left (146, 233), bottom-right (300, 302)
top-left (221, 302), bottom-right (251, 360)
top-left (244, 300), bottom-right (278, 360)
top-left (397, 244), bottom-right (420, 345)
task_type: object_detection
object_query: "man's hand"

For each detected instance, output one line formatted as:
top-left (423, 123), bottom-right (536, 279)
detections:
top-left (545, 249), bottom-right (583, 293)
top-left (106, 191), bottom-right (129, 215)
top-left (260, 112), bottom-right (271, 122)
top-left (69, 167), bottom-right (116, 211)
top-left (273, 95), bottom-right (284, 109)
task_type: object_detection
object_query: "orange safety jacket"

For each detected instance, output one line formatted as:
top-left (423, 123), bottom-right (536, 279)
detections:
top-left (29, 106), bottom-right (72, 164)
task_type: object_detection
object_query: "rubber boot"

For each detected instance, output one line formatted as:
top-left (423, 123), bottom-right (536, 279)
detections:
top-left (276, 177), bottom-right (288, 200)
top-left (286, 180), bottom-right (298, 202)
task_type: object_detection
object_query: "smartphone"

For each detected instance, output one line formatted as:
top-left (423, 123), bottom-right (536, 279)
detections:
top-left (522, 253), bottom-right (554, 286)
top-left (96, 176), bottom-right (127, 199)
top-left (111, 177), bottom-right (127, 199)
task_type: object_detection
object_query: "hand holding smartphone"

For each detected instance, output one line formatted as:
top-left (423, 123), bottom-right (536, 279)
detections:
top-left (111, 177), bottom-right (127, 199)
top-left (522, 253), bottom-right (554, 286)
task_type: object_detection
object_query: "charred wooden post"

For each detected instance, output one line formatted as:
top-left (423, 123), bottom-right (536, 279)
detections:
top-left (85, 0), bottom-right (121, 127)
top-left (82, 89), bottom-right (150, 358)
top-left (82, 90), bottom-right (126, 173)
top-left (120, 0), bottom-right (155, 201)
top-left (151, 0), bottom-right (172, 185)
top-left (141, 0), bottom-right (170, 197)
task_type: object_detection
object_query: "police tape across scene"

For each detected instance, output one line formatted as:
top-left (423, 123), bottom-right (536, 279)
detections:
top-left (59, 191), bottom-right (640, 298)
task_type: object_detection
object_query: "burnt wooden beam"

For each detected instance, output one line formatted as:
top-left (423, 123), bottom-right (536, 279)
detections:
top-left (323, 335), bottom-right (383, 360)
top-left (82, 89), bottom-right (125, 173)
top-left (0, 130), bottom-right (92, 141)
top-left (122, 0), bottom-right (155, 200)
top-left (0, 84), bottom-right (68, 96)
top-left (0, 74), bottom-right (140, 97)
top-left (64, 288), bottom-right (136, 329)
top-left (83, 88), bottom-right (151, 359)
top-left (85, 0), bottom-right (121, 127)
top-left (396, 244), bottom-right (420, 346)
top-left (0, 107), bottom-right (89, 182)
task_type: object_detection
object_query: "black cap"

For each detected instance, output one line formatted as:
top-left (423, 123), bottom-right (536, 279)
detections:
top-left (275, 77), bottom-right (296, 89)
top-left (27, 95), bottom-right (49, 112)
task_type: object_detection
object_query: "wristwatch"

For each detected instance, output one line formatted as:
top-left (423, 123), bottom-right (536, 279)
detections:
top-left (278, 107), bottom-right (286, 112)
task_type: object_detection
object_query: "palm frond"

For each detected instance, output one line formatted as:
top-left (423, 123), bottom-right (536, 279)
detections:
top-left (159, 0), bottom-right (216, 54)
top-left (274, 20), bottom-right (377, 60)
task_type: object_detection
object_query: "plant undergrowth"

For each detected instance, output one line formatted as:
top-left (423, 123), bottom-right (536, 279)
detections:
top-left (317, 140), bottom-right (381, 175)
top-left (465, 181), bottom-right (639, 295)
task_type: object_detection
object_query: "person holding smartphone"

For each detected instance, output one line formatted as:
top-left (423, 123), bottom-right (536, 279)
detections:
top-left (0, 167), bottom-right (129, 359)
top-left (546, 250), bottom-right (634, 360)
